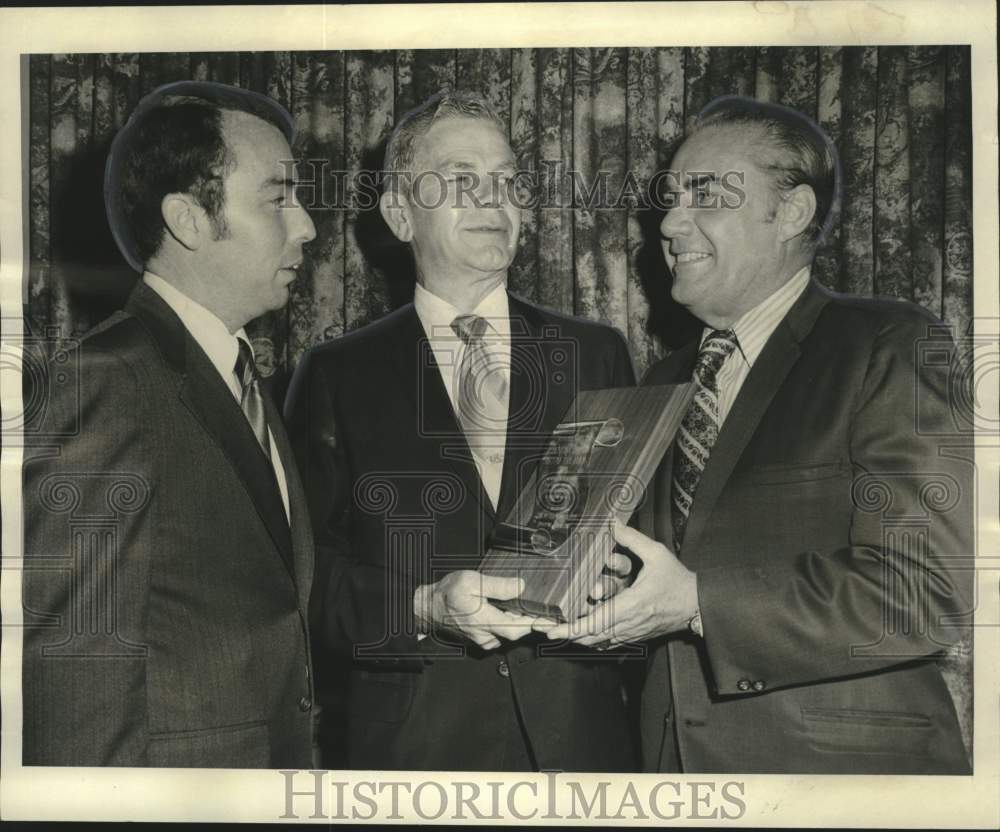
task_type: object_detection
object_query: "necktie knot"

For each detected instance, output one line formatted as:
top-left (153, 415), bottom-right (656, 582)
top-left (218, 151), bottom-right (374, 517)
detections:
top-left (235, 338), bottom-right (260, 390)
top-left (451, 314), bottom-right (489, 345)
top-left (693, 329), bottom-right (738, 387)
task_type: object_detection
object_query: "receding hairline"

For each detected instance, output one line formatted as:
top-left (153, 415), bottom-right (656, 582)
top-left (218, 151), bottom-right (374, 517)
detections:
top-left (676, 122), bottom-right (784, 180)
top-left (215, 109), bottom-right (295, 176)
top-left (407, 112), bottom-right (513, 169)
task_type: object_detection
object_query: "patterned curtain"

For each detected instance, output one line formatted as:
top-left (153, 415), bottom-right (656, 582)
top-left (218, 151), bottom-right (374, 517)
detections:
top-left (25, 46), bottom-right (974, 754)
top-left (27, 46), bottom-right (972, 379)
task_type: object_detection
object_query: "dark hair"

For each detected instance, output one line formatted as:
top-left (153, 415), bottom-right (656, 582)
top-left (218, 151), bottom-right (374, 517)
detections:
top-left (694, 95), bottom-right (841, 247)
top-left (105, 81), bottom-right (295, 271)
top-left (383, 90), bottom-right (506, 195)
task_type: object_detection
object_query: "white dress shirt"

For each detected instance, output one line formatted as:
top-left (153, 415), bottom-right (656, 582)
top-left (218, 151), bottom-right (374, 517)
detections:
top-left (143, 272), bottom-right (290, 520)
top-left (709, 266), bottom-right (812, 427)
top-left (414, 281), bottom-right (511, 510)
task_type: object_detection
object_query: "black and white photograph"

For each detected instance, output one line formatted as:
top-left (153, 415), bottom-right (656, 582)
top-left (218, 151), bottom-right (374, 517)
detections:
top-left (1, 1), bottom-right (997, 826)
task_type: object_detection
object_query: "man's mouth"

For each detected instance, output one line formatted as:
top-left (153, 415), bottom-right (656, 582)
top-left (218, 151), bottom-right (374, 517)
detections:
top-left (674, 252), bottom-right (712, 264)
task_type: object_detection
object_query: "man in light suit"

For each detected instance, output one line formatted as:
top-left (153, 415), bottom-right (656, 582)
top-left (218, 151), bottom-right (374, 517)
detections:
top-left (541, 96), bottom-right (973, 774)
top-left (285, 91), bottom-right (638, 771)
top-left (22, 81), bottom-right (318, 767)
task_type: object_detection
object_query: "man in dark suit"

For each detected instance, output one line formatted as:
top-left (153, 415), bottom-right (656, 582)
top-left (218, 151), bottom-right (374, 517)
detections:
top-left (285, 91), bottom-right (637, 771)
top-left (540, 96), bottom-right (973, 774)
top-left (22, 81), bottom-right (318, 767)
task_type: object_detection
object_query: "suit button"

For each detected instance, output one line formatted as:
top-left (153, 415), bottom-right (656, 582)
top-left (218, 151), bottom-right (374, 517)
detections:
top-left (497, 660), bottom-right (510, 678)
top-left (298, 696), bottom-right (312, 712)
top-left (737, 679), bottom-right (751, 692)
top-left (752, 680), bottom-right (766, 692)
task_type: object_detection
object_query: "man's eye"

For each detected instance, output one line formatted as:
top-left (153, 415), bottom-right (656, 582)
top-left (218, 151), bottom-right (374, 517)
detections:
top-left (450, 173), bottom-right (476, 187)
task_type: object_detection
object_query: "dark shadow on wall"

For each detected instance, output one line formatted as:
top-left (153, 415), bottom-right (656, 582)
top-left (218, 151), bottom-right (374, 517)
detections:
top-left (49, 138), bottom-right (139, 331)
top-left (635, 203), bottom-right (702, 355)
top-left (353, 136), bottom-right (417, 313)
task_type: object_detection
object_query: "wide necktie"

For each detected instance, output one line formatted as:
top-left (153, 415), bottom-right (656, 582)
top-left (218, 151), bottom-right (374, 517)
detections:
top-left (234, 338), bottom-right (272, 462)
top-left (450, 314), bottom-right (509, 467)
top-left (671, 329), bottom-right (739, 550)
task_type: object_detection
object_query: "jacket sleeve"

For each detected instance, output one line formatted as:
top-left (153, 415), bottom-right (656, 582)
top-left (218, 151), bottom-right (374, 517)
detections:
top-left (283, 350), bottom-right (424, 666)
top-left (696, 314), bottom-right (974, 694)
top-left (22, 344), bottom-right (152, 765)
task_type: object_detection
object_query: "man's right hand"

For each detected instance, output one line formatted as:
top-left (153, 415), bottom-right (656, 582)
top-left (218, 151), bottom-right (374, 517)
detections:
top-left (413, 571), bottom-right (536, 651)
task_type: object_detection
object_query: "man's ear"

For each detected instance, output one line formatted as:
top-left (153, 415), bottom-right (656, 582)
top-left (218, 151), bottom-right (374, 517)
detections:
top-left (776, 184), bottom-right (817, 243)
top-left (380, 189), bottom-right (414, 243)
top-left (161, 193), bottom-right (205, 251)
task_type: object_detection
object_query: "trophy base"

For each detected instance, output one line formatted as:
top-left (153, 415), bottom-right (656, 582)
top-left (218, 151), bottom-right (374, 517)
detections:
top-left (488, 595), bottom-right (570, 623)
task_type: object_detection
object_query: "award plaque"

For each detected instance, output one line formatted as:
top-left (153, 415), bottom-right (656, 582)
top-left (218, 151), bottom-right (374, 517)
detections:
top-left (480, 384), bottom-right (694, 622)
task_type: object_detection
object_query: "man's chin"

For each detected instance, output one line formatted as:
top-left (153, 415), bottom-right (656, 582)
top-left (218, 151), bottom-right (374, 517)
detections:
top-left (465, 247), bottom-right (515, 273)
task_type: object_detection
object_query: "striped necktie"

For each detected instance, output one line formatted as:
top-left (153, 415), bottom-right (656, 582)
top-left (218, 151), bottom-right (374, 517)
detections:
top-left (450, 314), bottom-right (508, 466)
top-left (234, 338), bottom-right (272, 461)
top-left (671, 329), bottom-right (739, 550)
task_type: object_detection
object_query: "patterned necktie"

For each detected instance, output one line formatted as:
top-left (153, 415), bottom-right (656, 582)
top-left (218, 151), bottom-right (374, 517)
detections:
top-left (671, 329), bottom-right (739, 550)
top-left (451, 314), bottom-right (508, 466)
top-left (234, 338), bottom-right (272, 461)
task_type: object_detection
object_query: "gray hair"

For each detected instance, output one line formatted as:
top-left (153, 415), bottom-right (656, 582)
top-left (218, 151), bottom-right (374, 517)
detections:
top-left (693, 95), bottom-right (841, 248)
top-left (382, 90), bottom-right (506, 195)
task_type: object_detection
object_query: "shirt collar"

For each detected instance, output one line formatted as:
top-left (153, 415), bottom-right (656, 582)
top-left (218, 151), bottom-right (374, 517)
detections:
top-left (702, 265), bottom-right (811, 369)
top-left (414, 281), bottom-right (510, 343)
top-left (143, 271), bottom-right (251, 382)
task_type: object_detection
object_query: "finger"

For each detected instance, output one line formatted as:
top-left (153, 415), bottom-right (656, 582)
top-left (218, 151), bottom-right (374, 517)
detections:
top-left (499, 610), bottom-right (538, 627)
top-left (531, 618), bottom-right (560, 633)
top-left (466, 606), bottom-right (533, 635)
top-left (495, 624), bottom-right (534, 642)
top-left (563, 609), bottom-right (613, 640)
top-left (570, 630), bottom-right (616, 647)
top-left (540, 623), bottom-right (571, 640)
top-left (603, 551), bottom-right (633, 578)
top-left (612, 519), bottom-right (660, 554)
top-left (589, 574), bottom-right (622, 603)
top-left (478, 574), bottom-right (525, 601)
top-left (478, 637), bottom-right (501, 651)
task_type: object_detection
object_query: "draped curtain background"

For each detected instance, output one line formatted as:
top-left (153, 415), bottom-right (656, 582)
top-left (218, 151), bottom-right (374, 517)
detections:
top-left (24, 46), bottom-right (974, 755)
top-left (27, 46), bottom-right (972, 380)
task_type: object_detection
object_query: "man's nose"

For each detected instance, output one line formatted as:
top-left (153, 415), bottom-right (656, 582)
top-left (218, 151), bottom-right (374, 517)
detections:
top-left (477, 173), bottom-right (507, 208)
top-left (660, 203), bottom-right (691, 238)
top-left (290, 204), bottom-right (317, 244)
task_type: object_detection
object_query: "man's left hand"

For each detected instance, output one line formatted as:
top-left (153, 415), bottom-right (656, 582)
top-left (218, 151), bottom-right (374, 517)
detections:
top-left (534, 520), bottom-right (699, 647)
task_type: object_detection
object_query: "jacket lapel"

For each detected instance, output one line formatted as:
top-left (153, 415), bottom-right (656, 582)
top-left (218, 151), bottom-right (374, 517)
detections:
top-left (265, 391), bottom-right (314, 606)
top-left (126, 283), bottom-right (296, 580)
top-left (384, 305), bottom-right (496, 524)
top-left (496, 295), bottom-right (570, 521)
top-left (680, 280), bottom-right (831, 555)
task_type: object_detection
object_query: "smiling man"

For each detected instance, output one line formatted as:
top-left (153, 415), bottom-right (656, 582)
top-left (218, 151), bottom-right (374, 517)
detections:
top-left (23, 81), bottom-right (318, 767)
top-left (285, 91), bottom-right (637, 771)
top-left (541, 96), bottom-right (973, 774)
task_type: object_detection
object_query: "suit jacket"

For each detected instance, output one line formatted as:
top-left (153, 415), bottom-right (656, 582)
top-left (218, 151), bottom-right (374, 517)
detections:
top-left (284, 293), bottom-right (638, 771)
top-left (22, 282), bottom-right (315, 768)
top-left (638, 280), bottom-right (973, 774)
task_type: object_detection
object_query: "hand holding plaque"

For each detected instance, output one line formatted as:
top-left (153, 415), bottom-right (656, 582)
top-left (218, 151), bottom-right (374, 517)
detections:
top-left (479, 384), bottom-right (693, 622)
